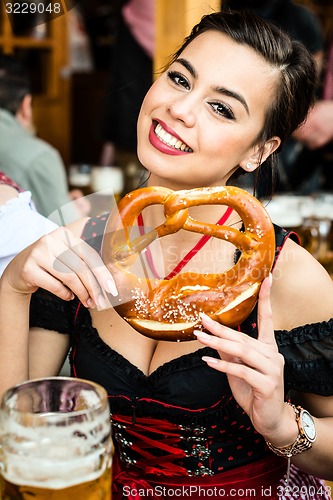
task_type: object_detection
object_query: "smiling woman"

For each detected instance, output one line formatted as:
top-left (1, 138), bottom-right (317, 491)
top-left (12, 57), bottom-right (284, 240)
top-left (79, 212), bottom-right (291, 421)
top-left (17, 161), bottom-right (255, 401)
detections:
top-left (138, 29), bottom-right (283, 191)
top-left (0, 9), bottom-right (333, 500)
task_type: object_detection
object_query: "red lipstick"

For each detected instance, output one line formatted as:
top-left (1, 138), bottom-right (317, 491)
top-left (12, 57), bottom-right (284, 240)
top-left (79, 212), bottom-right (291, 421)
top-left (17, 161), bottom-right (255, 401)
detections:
top-left (149, 120), bottom-right (192, 156)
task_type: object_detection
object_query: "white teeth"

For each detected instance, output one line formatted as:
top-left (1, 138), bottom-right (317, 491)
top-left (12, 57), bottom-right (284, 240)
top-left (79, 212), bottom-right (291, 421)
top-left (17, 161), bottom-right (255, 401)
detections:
top-left (154, 123), bottom-right (192, 152)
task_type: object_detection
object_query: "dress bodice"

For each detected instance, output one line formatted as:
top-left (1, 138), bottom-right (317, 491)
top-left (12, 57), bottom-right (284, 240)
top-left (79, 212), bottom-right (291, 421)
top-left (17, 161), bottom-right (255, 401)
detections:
top-left (30, 214), bottom-right (333, 476)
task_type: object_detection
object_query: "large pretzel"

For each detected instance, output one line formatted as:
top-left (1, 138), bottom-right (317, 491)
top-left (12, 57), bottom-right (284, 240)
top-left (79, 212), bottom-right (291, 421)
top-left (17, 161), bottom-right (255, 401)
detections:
top-left (102, 186), bottom-right (275, 341)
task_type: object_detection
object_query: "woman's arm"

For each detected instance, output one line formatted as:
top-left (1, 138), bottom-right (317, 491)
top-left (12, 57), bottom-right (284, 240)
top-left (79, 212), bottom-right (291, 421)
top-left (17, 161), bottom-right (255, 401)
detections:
top-left (0, 220), bottom-right (118, 398)
top-left (0, 184), bottom-right (19, 204)
top-left (274, 243), bottom-right (333, 478)
top-left (271, 238), bottom-right (333, 329)
top-left (0, 277), bottom-right (32, 396)
top-left (195, 242), bottom-right (333, 479)
top-left (29, 327), bottom-right (70, 379)
top-left (290, 391), bottom-right (333, 479)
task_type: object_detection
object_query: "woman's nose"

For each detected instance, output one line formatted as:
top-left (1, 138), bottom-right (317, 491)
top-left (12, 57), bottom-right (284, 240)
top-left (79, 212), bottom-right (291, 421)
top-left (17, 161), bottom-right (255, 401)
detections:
top-left (168, 95), bottom-right (196, 127)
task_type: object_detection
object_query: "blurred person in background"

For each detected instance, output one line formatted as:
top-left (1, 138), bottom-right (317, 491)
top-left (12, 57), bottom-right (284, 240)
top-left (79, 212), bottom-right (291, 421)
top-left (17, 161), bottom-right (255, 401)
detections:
top-left (0, 171), bottom-right (57, 275)
top-left (289, 28), bottom-right (333, 192)
top-left (0, 55), bottom-right (87, 221)
top-left (223, 0), bottom-right (325, 194)
top-left (99, 0), bottom-right (154, 192)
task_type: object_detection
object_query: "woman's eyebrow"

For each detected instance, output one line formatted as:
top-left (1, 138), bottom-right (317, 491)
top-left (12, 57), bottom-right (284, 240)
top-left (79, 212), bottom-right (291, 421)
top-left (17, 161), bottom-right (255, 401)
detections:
top-left (175, 58), bottom-right (198, 78)
top-left (213, 86), bottom-right (249, 115)
top-left (175, 57), bottom-right (249, 115)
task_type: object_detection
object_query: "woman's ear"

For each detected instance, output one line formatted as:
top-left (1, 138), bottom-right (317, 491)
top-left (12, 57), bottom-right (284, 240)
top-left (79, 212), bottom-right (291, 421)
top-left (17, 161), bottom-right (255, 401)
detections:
top-left (16, 94), bottom-right (34, 132)
top-left (240, 136), bottom-right (281, 172)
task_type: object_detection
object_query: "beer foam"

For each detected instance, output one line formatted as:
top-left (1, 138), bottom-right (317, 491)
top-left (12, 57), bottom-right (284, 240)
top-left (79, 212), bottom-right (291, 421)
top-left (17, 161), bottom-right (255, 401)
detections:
top-left (4, 407), bottom-right (110, 454)
top-left (1, 409), bottom-right (112, 488)
top-left (2, 443), bottom-right (112, 489)
top-left (77, 389), bottom-right (102, 408)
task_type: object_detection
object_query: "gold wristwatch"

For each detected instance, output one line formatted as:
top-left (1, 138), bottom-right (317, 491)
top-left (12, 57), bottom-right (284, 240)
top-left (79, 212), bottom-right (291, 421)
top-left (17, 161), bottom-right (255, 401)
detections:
top-left (265, 403), bottom-right (316, 457)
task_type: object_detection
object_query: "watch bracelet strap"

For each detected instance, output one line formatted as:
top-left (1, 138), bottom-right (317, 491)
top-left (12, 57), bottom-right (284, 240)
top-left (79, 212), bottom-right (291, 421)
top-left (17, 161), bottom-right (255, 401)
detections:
top-left (264, 403), bottom-right (314, 486)
top-left (265, 433), bottom-right (312, 457)
top-left (265, 403), bottom-right (313, 458)
top-left (265, 436), bottom-right (312, 487)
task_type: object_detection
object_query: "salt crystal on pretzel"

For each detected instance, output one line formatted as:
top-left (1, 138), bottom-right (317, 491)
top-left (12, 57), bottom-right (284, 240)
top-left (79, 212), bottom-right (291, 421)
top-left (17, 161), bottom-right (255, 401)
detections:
top-left (102, 186), bottom-right (275, 341)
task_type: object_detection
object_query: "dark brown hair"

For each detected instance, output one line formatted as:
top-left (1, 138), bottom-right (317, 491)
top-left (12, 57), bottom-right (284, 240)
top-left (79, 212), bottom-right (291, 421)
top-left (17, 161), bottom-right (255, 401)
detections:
top-left (169, 10), bottom-right (318, 196)
top-left (0, 55), bottom-right (31, 115)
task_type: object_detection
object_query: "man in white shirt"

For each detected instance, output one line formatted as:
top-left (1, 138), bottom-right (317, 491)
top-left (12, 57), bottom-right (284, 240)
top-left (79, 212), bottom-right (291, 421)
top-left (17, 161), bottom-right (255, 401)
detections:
top-left (0, 172), bottom-right (58, 275)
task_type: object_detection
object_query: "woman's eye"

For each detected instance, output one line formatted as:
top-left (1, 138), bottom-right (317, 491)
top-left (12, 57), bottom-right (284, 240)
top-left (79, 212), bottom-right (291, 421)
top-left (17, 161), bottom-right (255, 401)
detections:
top-left (167, 71), bottom-right (190, 90)
top-left (210, 102), bottom-right (235, 120)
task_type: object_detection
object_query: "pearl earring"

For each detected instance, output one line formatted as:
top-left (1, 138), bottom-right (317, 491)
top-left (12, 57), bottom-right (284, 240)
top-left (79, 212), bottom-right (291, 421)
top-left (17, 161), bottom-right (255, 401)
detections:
top-left (246, 162), bottom-right (252, 170)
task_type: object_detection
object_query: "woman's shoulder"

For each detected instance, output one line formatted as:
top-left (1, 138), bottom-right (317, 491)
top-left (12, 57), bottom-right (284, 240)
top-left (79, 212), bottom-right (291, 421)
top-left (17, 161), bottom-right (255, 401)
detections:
top-left (271, 235), bottom-right (333, 328)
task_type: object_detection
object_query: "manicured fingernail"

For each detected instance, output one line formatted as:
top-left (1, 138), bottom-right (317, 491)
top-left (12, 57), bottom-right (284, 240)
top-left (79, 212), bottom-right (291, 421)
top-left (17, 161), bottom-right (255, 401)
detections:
top-left (193, 329), bottom-right (209, 339)
top-left (199, 312), bottom-right (215, 324)
top-left (106, 279), bottom-right (118, 296)
top-left (87, 298), bottom-right (95, 308)
top-left (202, 356), bottom-right (218, 365)
top-left (98, 295), bottom-right (109, 309)
top-left (268, 273), bottom-right (273, 286)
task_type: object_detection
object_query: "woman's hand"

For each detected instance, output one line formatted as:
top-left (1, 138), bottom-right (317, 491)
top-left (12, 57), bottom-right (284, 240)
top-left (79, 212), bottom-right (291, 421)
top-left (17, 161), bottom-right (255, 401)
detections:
top-left (2, 225), bottom-right (118, 310)
top-left (194, 276), bottom-right (298, 445)
top-left (293, 100), bottom-right (333, 150)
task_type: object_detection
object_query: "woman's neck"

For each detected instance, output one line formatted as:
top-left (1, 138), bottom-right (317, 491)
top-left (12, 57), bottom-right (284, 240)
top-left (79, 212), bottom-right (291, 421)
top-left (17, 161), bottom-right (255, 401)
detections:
top-left (147, 173), bottom-right (230, 193)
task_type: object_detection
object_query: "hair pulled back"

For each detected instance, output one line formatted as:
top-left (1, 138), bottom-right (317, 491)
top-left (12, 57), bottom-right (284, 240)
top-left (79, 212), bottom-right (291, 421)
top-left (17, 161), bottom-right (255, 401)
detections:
top-left (169, 10), bottom-right (317, 195)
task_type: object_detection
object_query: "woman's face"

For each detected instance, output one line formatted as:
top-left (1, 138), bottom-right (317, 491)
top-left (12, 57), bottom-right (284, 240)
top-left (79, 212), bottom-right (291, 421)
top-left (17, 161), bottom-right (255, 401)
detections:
top-left (137, 30), bottom-right (280, 189)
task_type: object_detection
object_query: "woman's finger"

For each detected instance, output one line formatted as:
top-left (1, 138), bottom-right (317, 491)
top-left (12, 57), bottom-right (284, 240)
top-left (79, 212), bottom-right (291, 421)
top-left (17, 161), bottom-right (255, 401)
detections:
top-left (194, 329), bottom-right (282, 374)
top-left (48, 228), bottom-right (118, 297)
top-left (31, 228), bottom-right (116, 309)
top-left (9, 227), bottom-right (115, 310)
top-left (56, 248), bottom-right (109, 307)
top-left (257, 274), bottom-right (276, 347)
top-left (198, 312), bottom-right (274, 357)
top-left (201, 355), bottom-right (281, 397)
top-left (50, 258), bottom-right (97, 307)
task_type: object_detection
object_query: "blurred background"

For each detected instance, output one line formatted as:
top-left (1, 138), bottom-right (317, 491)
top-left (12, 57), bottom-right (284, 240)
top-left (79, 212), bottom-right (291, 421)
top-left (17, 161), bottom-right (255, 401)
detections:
top-left (0, 0), bottom-right (330, 181)
top-left (0, 0), bottom-right (333, 275)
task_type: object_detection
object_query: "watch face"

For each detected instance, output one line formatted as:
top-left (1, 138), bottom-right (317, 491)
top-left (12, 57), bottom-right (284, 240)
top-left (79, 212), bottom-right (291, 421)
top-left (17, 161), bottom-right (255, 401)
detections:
top-left (301, 410), bottom-right (316, 441)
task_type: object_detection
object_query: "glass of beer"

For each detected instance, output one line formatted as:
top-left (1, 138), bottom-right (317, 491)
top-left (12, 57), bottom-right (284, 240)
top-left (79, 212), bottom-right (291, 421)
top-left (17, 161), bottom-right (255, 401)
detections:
top-left (0, 377), bottom-right (112, 499)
